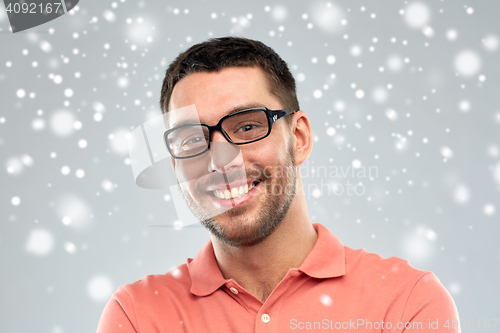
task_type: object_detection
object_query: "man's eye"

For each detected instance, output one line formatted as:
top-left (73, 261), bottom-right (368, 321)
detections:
top-left (182, 137), bottom-right (204, 147)
top-left (236, 124), bottom-right (259, 132)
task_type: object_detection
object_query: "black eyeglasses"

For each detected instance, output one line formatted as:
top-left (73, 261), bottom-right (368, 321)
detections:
top-left (164, 107), bottom-right (296, 159)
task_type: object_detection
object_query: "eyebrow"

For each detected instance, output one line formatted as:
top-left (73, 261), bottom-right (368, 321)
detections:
top-left (170, 102), bottom-right (266, 128)
top-left (222, 102), bottom-right (266, 118)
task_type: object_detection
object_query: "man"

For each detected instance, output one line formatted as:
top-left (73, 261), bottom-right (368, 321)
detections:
top-left (97, 37), bottom-right (459, 332)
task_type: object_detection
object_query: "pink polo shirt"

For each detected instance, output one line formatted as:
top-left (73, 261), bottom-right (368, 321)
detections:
top-left (97, 223), bottom-right (460, 332)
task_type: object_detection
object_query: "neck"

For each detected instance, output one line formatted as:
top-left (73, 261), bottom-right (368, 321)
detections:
top-left (211, 191), bottom-right (317, 303)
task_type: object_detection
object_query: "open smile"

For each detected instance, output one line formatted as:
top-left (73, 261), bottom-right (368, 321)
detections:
top-left (205, 179), bottom-right (263, 208)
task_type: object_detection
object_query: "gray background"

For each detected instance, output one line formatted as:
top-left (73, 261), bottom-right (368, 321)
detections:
top-left (1, 0), bottom-right (499, 332)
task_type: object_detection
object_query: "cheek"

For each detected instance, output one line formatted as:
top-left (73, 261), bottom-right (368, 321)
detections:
top-left (245, 149), bottom-right (287, 179)
top-left (244, 130), bottom-right (291, 172)
top-left (174, 156), bottom-right (209, 184)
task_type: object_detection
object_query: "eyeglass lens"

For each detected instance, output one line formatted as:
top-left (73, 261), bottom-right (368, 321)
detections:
top-left (167, 109), bottom-right (269, 158)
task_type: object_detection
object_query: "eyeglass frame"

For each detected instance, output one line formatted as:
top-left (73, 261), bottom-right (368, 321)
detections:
top-left (163, 107), bottom-right (297, 159)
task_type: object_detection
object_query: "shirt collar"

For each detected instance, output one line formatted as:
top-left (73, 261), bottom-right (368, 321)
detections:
top-left (297, 223), bottom-right (346, 279)
top-left (187, 223), bottom-right (346, 296)
top-left (187, 239), bottom-right (227, 296)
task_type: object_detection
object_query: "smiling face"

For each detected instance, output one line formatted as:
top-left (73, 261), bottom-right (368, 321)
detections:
top-left (169, 66), bottom-right (298, 247)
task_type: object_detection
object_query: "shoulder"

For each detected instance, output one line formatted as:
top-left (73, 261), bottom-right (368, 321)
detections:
top-left (114, 263), bottom-right (192, 306)
top-left (344, 246), bottom-right (429, 283)
top-left (342, 246), bottom-right (457, 318)
top-left (403, 270), bottom-right (458, 317)
top-left (99, 264), bottom-right (195, 332)
top-left (342, 246), bottom-right (437, 306)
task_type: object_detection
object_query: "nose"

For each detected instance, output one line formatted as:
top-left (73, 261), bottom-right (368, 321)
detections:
top-left (208, 131), bottom-right (242, 173)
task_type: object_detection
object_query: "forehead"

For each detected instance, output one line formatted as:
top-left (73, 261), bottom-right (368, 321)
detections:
top-left (168, 66), bottom-right (282, 125)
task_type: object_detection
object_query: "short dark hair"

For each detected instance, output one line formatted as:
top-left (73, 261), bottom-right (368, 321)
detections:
top-left (160, 37), bottom-right (300, 119)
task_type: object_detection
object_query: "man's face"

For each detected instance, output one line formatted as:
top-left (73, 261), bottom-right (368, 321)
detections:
top-left (169, 66), bottom-right (297, 247)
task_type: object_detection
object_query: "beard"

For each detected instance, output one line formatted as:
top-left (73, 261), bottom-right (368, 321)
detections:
top-left (178, 141), bottom-right (297, 247)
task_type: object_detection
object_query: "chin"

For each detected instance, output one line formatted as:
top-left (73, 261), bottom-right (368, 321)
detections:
top-left (202, 209), bottom-right (286, 248)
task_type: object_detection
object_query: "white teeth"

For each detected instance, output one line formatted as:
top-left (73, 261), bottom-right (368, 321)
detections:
top-left (213, 181), bottom-right (259, 200)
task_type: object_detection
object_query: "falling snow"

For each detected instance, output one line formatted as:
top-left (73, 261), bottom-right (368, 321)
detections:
top-left (25, 228), bottom-right (54, 256)
top-left (309, 1), bottom-right (344, 34)
top-left (454, 50), bottom-right (481, 77)
top-left (404, 2), bottom-right (431, 28)
top-left (87, 275), bottom-right (115, 302)
top-left (0, 1), bottom-right (498, 331)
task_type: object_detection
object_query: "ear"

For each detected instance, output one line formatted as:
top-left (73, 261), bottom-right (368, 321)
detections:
top-left (291, 111), bottom-right (313, 166)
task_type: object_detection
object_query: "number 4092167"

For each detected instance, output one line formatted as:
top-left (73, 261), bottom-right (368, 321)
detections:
top-left (444, 319), bottom-right (499, 330)
top-left (5, 2), bottom-right (62, 14)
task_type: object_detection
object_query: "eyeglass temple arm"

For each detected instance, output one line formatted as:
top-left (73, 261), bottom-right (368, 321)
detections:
top-left (271, 109), bottom-right (296, 120)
